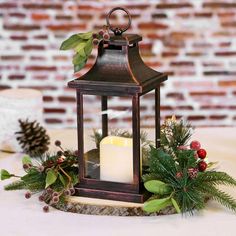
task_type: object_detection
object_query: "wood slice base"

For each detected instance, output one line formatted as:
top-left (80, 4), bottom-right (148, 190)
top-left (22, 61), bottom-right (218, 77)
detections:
top-left (53, 196), bottom-right (176, 216)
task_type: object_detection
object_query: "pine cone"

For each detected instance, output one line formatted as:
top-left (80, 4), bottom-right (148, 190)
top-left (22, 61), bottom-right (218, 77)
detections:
top-left (15, 119), bottom-right (50, 157)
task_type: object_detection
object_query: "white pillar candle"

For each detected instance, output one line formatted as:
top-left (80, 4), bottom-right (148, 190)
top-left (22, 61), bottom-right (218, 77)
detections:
top-left (100, 136), bottom-right (134, 183)
top-left (0, 89), bottom-right (43, 152)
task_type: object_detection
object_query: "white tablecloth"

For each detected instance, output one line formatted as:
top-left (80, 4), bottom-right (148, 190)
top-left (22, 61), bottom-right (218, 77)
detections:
top-left (0, 128), bottom-right (236, 236)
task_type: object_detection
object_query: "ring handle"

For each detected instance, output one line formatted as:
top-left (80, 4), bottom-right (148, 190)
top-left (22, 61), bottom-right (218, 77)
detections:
top-left (106, 7), bottom-right (131, 35)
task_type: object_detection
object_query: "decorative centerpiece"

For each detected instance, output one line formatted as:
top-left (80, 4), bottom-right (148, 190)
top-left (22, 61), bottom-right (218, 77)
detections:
top-left (0, 7), bottom-right (236, 216)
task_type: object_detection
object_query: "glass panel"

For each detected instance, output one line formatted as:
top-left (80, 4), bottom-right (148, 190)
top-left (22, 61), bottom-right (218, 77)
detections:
top-left (140, 91), bottom-right (156, 171)
top-left (83, 95), bottom-right (134, 184)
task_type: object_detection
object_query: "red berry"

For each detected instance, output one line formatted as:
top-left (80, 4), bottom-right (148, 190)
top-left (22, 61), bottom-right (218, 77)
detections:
top-left (103, 33), bottom-right (110, 40)
top-left (25, 192), bottom-right (31, 199)
top-left (188, 168), bottom-right (198, 179)
top-left (43, 205), bottom-right (49, 213)
top-left (190, 140), bottom-right (201, 150)
top-left (198, 161), bottom-right (207, 172)
top-left (92, 33), bottom-right (97, 39)
top-left (52, 196), bottom-right (59, 204)
top-left (197, 149), bottom-right (207, 159)
top-left (38, 195), bottom-right (45, 202)
top-left (55, 140), bottom-right (61, 146)
top-left (98, 30), bottom-right (104, 36)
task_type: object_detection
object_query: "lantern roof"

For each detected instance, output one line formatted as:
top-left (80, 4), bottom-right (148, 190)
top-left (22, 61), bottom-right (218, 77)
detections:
top-left (68, 8), bottom-right (167, 96)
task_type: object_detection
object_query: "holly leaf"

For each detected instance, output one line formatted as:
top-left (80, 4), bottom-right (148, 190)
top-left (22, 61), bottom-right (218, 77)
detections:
top-left (144, 180), bottom-right (172, 195)
top-left (78, 31), bottom-right (93, 40)
top-left (22, 155), bottom-right (32, 166)
top-left (45, 169), bottom-right (58, 188)
top-left (171, 198), bottom-right (181, 213)
top-left (0, 169), bottom-right (13, 180)
top-left (60, 34), bottom-right (82, 50)
top-left (143, 197), bottom-right (172, 213)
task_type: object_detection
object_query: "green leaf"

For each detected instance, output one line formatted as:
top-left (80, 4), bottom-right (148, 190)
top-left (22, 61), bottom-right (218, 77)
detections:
top-left (171, 198), bottom-right (181, 213)
top-left (22, 155), bottom-right (32, 166)
top-left (45, 169), bottom-right (58, 188)
top-left (73, 53), bottom-right (86, 65)
top-left (84, 39), bottom-right (93, 56)
top-left (75, 42), bottom-right (87, 55)
top-left (143, 197), bottom-right (172, 213)
top-left (78, 31), bottom-right (93, 40)
top-left (0, 169), bottom-right (13, 180)
top-left (144, 180), bottom-right (172, 195)
top-left (59, 173), bottom-right (66, 187)
top-left (60, 34), bottom-right (81, 50)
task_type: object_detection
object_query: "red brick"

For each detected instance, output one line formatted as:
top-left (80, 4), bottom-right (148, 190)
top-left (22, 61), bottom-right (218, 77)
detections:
top-left (43, 96), bottom-right (54, 102)
top-left (77, 5), bottom-right (101, 10)
top-left (186, 52), bottom-right (206, 57)
top-left (0, 85), bottom-right (11, 90)
top-left (20, 86), bottom-right (57, 91)
top-left (9, 13), bottom-right (26, 18)
top-left (162, 52), bottom-right (178, 57)
top-left (219, 81), bottom-right (236, 87)
top-left (176, 106), bottom-right (194, 110)
top-left (200, 105), bottom-right (226, 110)
top-left (56, 15), bottom-right (73, 20)
top-left (209, 115), bottom-right (227, 120)
top-left (1, 55), bottom-right (23, 60)
top-left (0, 3), bottom-right (17, 8)
top-left (190, 91), bottom-right (226, 96)
top-left (125, 4), bottom-right (149, 9)
top-left (204, 71), bottom-right (236, 76)
top-left (218, 12), bottom-right (235, 18)
top-left (215, 51), bottom-right (236, 56)
top-left (176, 13), bottom-right (190, 18)
top-left (138, 22), bottom-right (168, 30)
top-left (221, 22), bottom-right (236, 27)
top-left (219, 42), bottom-right (231, 47)
top-left (26, 66), bottom-right (57, 71)
top-left (45, 118), bottom-right (63, 124)
top-left (152, 13), bottom-right (168, 19)
top-left (203, 62), bottom-right (224, 67)
top-left (33, 75), bottom-right (48, 80)
top-left (160, 106), bottom-right (173, 111)
top-left (188, 116), bottom-right (206, 121)
top-left (23, 3), bottom-right (62, 10)
top-left (34, 35), bottom-right (48, 40)
top-left (147, 33), bottom-right (163, 40)
top-left (166, 92), bottom-right (185, 100)
top-left (156, 3), bottom-right (193, 9)
top-left (44, 108), bottom-right (66, 114)
top-left (22, 45), bottom-right (45, 50)
top-left (31, 13), bottom-right (50, 21)
top-left (194, 12), bottom-right (213, 18)
top-left (203, 2), bottom-right (236, 8)
top-left (58, 96), bottom-right (76, 103)
top-left (30, 56), bottom-right (47, 61)
top-left (170, 31), bottom-right (195, 40)
top-left (10, 35), bottom-right (28, 40)
top-left (4, 24), bottom-right (40, 31)
top-left (193, 43), bottom-right (212, 48)
top-left (46, 24), bottom-right (86, 31)
top-left (8, 74), bottom-right (25, 80)
top-left (170, 61), bottom-right (194, 66)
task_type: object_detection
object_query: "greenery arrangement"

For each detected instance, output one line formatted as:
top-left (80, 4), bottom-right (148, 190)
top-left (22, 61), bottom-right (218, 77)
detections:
top-left (1, 117), bottom-right (236, 214)
top-left (60, 26), bottom-right (110, 73)
top-left (1, 141), bottom-right (78, 212)
top-left (143, 116), bottom-right (236, 214)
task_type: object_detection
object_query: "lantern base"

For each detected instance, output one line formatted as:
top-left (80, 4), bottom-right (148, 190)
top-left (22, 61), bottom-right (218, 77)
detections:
top-left (75, 186), bottom-right (150, 203)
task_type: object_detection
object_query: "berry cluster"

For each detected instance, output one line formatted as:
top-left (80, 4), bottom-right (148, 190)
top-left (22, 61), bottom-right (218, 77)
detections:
top-left (177, 140), bottom-right (208, 179)
top-left (190, 140), bottom-right (208, 172)
top-left (92, 25), bottom-right (111, 46)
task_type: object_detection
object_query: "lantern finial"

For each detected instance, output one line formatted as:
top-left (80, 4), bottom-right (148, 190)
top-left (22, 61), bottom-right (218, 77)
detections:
top-left (106, 7), bottom-right (132, 35)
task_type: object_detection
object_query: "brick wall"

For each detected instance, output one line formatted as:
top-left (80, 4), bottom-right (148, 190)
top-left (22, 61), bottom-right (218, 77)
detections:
top-left (1, 0), bottom-right (236, 128)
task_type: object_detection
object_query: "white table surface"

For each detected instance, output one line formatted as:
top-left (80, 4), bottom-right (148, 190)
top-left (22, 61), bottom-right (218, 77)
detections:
top-left (0, 128), bottom-right (236, 236)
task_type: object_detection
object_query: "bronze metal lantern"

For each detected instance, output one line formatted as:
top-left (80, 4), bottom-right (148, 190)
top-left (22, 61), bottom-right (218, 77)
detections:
top-left (68, 7), bottom-right (168, 203)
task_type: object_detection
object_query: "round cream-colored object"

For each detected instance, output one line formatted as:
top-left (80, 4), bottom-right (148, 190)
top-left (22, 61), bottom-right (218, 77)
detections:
top-left (0, 89), bottom-right (43, 152)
